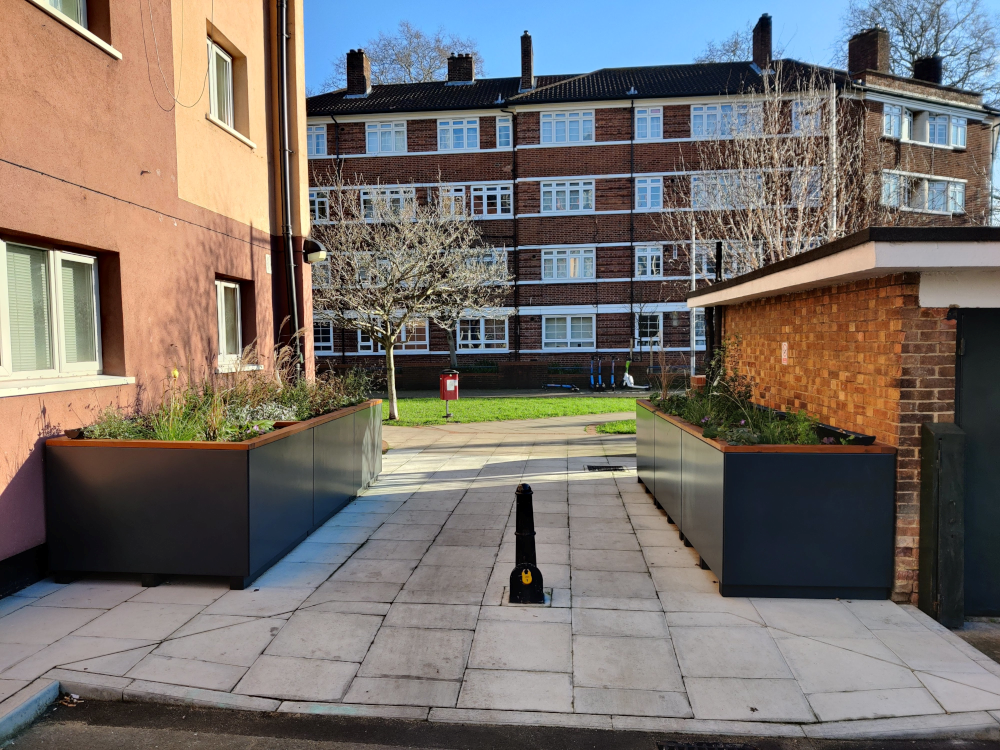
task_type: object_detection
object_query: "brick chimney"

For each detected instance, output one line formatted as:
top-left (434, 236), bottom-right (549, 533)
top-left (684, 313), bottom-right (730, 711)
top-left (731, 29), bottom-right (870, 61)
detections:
top-left (447, 53), bottom-right (475, 83)
top-left (848, 27), bottom-right (890, 75)
top-left (913, 55), bottom-right (943, 85)
top-left (346, 48), bottom-right (371, 96)
top-left (520, 31), bottom-right (535, 92)
top-left (752, 14), bottom-right (772, 71)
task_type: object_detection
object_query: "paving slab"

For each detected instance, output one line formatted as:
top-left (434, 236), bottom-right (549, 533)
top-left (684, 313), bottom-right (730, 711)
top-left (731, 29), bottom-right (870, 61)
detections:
top-left (807, 686), bottom-right (944, 722)
top-left (351, 540), bottom-right (432, 560)
top-left (421, 546), bottom-right (497, 568)
top-left (128, 582), bottom-right (229, 606)
top-left (203, 588), bottom-right (313, 617)
top-left (330, 559), bottom-right (417, 584)
top-left (571, 608), bottom-right (669, 638)
top-left (570, 549), bottom-right (648, 572)
top-left (126, 655), bottom-right (246, 691)
top-left (775, 634), bottom-right (921, 693)
top-left (403, 566), bottom-right (491, 593)
top-left (344, 677), bottom-right (462, 718)
top-left (569, 532), bottom-right (640, 551)
top-left (264, 611), bottom-right (381, 662)
top-left (671, 627), bottom-right (793, 679)
top-left (573, 636), bottom-right (683, 691)
top-left (467, 620), bottom-right (572, 673)
top-left (234, 655), bottom-right (358, 702)
top-left (573, 687), bottom-right (692, 717)
top-left (457, 669), bottom-right (573, 712)
top-left (685, 677), bottom-right (815, 722)
top-left (369, 524), bottom-right (442, 541)
top-left (571, 570), bottom-right (657, 599)
top-left (303, 581), bottom-right (401, 605)
top-left (278, 701), bottom-right (429, 719)
top-left (0, 606), bottom-right (104, 646)
top-left (357, 627), bottom-right (473, 680)
top-left (31, 581), bottom-right (143, 610)
top-left (0, 636), bottom-right (155, 681)
top-left (153, 618), bottom-right (284, 667)
top-left (74, 602), bottom-right (205, 640)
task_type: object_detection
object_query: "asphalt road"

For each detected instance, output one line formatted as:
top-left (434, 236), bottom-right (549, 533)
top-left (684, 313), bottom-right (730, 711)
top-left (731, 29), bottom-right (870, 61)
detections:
top-left (5, 701), bottom-right (999, 750)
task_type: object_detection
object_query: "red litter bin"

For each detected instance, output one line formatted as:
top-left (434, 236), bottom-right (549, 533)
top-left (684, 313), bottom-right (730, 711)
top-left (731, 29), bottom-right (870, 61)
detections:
top-left (440, 369), bottom-right (459, 417)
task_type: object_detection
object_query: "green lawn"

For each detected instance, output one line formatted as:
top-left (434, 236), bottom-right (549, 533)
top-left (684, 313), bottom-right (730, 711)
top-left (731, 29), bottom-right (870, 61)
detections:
top-left (382, 397), bottom-right (637, 427)
top-left (595, 419), bottom-right (636, 434)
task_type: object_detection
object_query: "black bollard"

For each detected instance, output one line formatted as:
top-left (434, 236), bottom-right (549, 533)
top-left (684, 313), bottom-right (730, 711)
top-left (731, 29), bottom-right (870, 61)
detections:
top-left (508, 483), bottom-right (545, 604)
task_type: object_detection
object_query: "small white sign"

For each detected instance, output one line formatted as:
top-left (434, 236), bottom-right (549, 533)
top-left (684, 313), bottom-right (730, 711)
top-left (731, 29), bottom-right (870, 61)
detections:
top-left (781, 342), bottom-right (788, 365)
top-left (265, 254), bottom-right (272, 275)
top-left (446, 380), bottom-right (456, 391)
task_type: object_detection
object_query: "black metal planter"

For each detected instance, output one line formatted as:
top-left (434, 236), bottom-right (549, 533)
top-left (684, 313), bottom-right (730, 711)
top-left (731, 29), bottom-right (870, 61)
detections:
top-left (45, 400), bottom-right (383, 589)
top-left (636, 400), bottom-right (896, 599)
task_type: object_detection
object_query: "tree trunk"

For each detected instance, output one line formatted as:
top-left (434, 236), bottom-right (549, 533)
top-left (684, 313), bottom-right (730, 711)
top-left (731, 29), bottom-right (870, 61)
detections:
top-left (385, 346), bottom-right (399, 420)
top-left (445, 329), bottom-right (458, 369)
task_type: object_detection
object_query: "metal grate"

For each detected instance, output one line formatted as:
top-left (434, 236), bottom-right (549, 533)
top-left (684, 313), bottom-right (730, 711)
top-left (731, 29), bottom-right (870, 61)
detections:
top-left (586, 465), bottom-right (625, 472)
top-left (657, 743), bottom-right (758, 750)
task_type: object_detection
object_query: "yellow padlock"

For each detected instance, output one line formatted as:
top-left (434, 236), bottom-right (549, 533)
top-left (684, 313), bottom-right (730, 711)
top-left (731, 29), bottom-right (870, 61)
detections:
top-left (521, 568), bottom-right (532, 585)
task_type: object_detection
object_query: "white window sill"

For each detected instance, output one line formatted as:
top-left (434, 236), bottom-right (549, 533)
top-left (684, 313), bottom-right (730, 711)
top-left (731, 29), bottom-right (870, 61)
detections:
top-left (216, 363), bottom-right (264, 374)
top-left (0, 374), bottom-right (134, 399)
top-left (25, 0), bottom-right (122, 59)
top-left (205, 114), bottom-right (257, 150)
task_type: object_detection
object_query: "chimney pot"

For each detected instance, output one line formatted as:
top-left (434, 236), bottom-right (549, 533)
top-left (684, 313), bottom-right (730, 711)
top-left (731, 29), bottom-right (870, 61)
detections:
top-left (346, 48), bottom-right (371, 96)
top-left (447, 52), bottom-right (475, 82)
top-left (752, 14), bottom-right (772, 71)
top-left (913, 55), bottom-right (944, 85)
top-left (848, 26), bottom-right (890, 75)
top-left (520, 31), bottom-right (535, 92)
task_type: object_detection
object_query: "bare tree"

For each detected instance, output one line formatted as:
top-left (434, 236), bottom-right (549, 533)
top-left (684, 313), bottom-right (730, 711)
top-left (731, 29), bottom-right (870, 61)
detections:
top-left (311, 183), bottom-right (511, 420)
top-left (695, 22), bottom-right (786, 64)
top-left (321, 21), bottom-right (486, 92)
top-left (656, 64), bottom-right (892, 275)
top-left (839, 0), bottom-right (1000, 103)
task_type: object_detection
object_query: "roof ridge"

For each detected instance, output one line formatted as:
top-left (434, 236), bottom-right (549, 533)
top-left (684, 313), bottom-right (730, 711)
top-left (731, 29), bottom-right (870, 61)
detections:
top-left (508, 70), bottom-right (595, 102)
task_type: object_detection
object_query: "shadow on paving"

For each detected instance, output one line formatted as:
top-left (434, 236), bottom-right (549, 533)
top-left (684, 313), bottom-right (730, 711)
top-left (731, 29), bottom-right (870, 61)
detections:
top-left (15, 701), bottom-right (1000, 750)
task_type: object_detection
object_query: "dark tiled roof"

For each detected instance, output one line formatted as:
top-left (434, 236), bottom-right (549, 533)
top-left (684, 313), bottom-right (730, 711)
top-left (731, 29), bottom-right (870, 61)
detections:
top-left (306, 60), bottom-right (852, 117)
top-left (307, 75), bottom-right (576, 116)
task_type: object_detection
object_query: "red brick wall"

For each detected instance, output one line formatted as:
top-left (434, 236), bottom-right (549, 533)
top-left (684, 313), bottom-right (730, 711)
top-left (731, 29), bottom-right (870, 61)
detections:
top-left (721, 273), bottom-right (957, 603)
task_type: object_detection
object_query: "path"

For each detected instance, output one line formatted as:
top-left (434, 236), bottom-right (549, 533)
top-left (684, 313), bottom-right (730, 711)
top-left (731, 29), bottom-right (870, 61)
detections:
top-left (1, 413), bottom-right (999, 742)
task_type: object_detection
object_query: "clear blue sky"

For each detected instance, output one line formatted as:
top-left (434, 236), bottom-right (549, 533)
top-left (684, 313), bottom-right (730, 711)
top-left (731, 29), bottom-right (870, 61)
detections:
top-left (304, 0), bottom-right (859, 92)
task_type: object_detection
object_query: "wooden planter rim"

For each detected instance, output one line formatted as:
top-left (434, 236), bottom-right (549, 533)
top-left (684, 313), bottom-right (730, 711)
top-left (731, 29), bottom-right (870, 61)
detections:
top-left (637, 399), bottom-right (896, 454)
top-left (46, 399), bottom-right (383, 452)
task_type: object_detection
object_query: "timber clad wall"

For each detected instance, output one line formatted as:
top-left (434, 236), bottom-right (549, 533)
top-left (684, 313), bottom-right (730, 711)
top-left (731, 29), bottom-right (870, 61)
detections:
top-left (721, 273), bottom-right (957, 603)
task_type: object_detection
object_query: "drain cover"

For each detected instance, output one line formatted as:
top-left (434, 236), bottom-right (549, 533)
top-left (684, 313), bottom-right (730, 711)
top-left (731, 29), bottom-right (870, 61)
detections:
top-left (586, 465), bottom-right (625, 472)
top-left (657, 742), bottom-right (758, 750)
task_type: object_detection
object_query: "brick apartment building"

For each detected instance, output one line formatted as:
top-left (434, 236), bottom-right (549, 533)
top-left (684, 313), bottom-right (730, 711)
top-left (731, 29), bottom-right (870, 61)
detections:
top-left (306, 16), bottom-right (996, 386)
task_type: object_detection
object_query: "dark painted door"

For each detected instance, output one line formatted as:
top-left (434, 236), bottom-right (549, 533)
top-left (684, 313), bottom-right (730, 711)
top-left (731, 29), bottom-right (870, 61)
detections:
top-left (958, 309), bottom-right (1000, 616)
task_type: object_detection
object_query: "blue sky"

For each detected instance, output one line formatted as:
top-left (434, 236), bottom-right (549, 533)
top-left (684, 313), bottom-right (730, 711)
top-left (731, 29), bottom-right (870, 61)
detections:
top-left (304, 0), bottom-right (861, 92)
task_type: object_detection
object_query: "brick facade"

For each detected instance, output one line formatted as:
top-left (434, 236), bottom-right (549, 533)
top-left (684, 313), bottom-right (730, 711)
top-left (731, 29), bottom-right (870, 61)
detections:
top-left (307, 48), bottom-right (991, 385)
top-left (721, 274), bottom-right (957, 603)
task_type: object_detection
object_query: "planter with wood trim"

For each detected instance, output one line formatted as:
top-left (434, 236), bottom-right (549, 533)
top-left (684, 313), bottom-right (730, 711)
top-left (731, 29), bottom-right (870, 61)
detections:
top-left (45, 400), bottom-right (382, 589)
top-left (636, 399), bottom-right (896, 599)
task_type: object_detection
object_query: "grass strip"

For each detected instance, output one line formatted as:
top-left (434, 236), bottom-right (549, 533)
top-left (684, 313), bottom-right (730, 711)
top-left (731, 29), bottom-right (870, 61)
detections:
top-left (595, 419), bottom-right (636, 434)
top-left (382, 397), bottom-right (637, 427)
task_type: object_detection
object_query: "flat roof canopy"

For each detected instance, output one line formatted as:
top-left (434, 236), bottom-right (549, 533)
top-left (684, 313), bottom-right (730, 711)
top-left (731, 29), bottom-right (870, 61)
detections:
top-left (686, 227), bottom-right (1000, 308)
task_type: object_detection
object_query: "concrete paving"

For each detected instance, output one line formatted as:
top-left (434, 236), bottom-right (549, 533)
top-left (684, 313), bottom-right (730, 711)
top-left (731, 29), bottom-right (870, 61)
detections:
top-left (2, 412), bottom-right (1000, 741)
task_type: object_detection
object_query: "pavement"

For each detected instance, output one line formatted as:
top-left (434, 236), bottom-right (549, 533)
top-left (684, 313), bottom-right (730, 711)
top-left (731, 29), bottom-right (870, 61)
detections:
top-left (2, 413), bottom-right (1000, 743)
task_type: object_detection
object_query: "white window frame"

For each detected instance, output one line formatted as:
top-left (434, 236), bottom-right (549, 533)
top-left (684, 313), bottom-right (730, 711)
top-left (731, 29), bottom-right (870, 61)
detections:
top-left (635, 246), bottom-right (663, 278)
top-left (636, 177), bottom-right (662, 210)
top-left (951, 117), bottom-right (968, 148)
top-left (366, 121), bottom-right (407, 155)
top-left (48, 0), bottom-right (88, 27)
top-left (496, 116), bottom-right (512, 148)
top-left (542, 314), bottom-right (596, 350)
top-left (307, 124), bottom-right (327, 158)
top-left (314, 320), bottom-right (334, 355)
top-left (540, 111), bottom-right (594, 144)
top-left (439, 186), bottom-right (466, 216)
top-left (457, 318), bottom-right (509, 351)
top-left (540, 181), bottom-right (595, 213)
top-left (358, 320), bottom-right (429, 353)
top-left (360, 187), bottom-right (416, 220)
top-left (309, 190), bottom-right (329, 222)
top-left (883, 104), bottom-right (902, 139)
top-left (881, 172), bottom-right (902, 207)
top-left (635, 107), bottom-right (662, 140)
top-left (791, 100), bottom-right (823, 135)
top-left (790, 167), bottom-right (822, 208)
top-left (215, 280), bottom-right (242, 368)
top-left (471, 184), bottom-right (513, 217)
top-left (949, 182), bottom-right (966, 213)
top-left (635, 312), bottom-right (662, 348)
top-left (438, 118), bottom-right (479, 151)
top-left (928, 114), bottom-right (949, 145)
top-left (691, 172), bottom-right (761, 210)
top-left (207, 39), bottom-right (234, 129)
top-left (541, 248), bottom-right (596, 281)
top-left (691, 103), bottom-right (760, 138)
top-left (694, 308), bottom-right (706, 350)
top-left (0, 242), bottom-right (104, 381)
